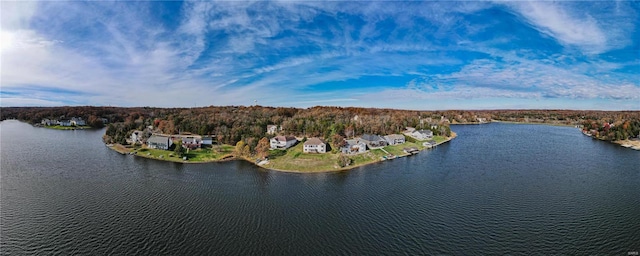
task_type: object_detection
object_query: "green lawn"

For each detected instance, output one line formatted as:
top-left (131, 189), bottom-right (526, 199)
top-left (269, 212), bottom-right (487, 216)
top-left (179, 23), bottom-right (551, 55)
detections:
top-left (133, 144), bottom-right (234, 163)
top-left (265, 143), bottom-right (389, 172)
top-left (44, 125), bottom-right (92, 130)
top-left (382, 141), bottom-right (425, 156)
top-left (265, 143), bottom-right (341, 172)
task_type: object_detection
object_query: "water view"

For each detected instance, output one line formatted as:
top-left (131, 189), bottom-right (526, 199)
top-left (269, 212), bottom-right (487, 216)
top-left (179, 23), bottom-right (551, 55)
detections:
top-left (1, 120), bottom-right (638, 254)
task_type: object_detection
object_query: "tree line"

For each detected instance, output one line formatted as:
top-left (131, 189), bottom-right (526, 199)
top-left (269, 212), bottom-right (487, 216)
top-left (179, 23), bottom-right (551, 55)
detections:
top-left (3, 106), bottom-right (639, 147)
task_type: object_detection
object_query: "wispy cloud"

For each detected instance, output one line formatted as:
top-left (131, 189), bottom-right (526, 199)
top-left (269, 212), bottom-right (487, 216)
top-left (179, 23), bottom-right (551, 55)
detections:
top-left (1, 1), bottom-right (638, 109)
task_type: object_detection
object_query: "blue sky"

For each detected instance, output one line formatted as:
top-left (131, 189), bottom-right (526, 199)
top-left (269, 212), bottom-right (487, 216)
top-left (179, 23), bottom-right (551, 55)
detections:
top-left (1, 1), bottom-right (639, 110)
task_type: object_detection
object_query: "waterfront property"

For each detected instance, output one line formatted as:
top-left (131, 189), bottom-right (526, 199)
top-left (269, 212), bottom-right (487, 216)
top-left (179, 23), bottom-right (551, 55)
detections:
top-left (411, 130), bottom-right (433, 140)
top-left (41, 119), bottom-right (58, 126)
top-left (180, 136), bottom-right (202, 149)
top-left (384, 134), bottom-right (406, 145)
top-left (303, 137), bottom-right (326, 153)
top-left (147, 135), bottom-right (173, 150)
top-left (59, 120), bottom-right (72, 126)
top-left (270, 135), bottom-right (297, 149)
top-left (422, 140), bottom-right (437, 148)
top-left (130, 130), bottom-right (143, 144)
top-left (202, 136), bottom-right (213, 145)
top-left (360, 134), bottom-right (388, 148)
top-left (341, 139), bottom-right (367, 154)
top-left (70, 117), bottom-right (86, 126)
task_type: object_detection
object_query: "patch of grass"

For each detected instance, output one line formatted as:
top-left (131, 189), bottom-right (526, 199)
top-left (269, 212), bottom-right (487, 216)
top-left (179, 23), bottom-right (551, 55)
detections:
top-left (266, 143), bottom-right (342, 172)
top-left (128, 144), bottom-right (235, 163)
top-left (44, 125), bottom-right (92, 130)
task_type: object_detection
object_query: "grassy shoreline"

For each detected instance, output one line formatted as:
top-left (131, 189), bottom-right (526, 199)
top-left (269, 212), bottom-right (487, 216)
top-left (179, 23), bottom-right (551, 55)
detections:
top-left (106, 133), bottom-right (457, 172)
top-left (490, 120), bottom-right (577, 127)
top-left (107, 144), bottom-right (236, 163)
top-left (42, 125), bottom-right (93, 130)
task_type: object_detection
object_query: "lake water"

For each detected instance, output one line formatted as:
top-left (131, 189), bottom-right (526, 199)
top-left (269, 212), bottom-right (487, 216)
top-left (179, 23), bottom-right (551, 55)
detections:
top-left (1, 120), bottom-right (639, 254)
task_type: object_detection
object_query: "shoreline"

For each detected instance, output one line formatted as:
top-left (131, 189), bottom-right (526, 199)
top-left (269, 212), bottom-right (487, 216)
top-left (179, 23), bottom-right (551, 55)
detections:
top-left (489, 120), bottom-right (577, 127)
top-left (255, 132), bottom-right (457, 173)
top-left (106, 133), bottom-right (458, 173)
top-left (581, 134), bottom-right (640, 151)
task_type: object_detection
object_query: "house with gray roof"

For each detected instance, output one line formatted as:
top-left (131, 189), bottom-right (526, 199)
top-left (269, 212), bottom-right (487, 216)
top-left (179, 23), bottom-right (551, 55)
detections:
top-left (341, 139), bottom-right (367, 154)
top-left (384, 134), bottom-right (406, 145)
top-left (360, 134), bottom-right (388, 148)
top-left (410, 130), bottom-right (433, 140)
top-left (147, 135), bottom-right (173, 150)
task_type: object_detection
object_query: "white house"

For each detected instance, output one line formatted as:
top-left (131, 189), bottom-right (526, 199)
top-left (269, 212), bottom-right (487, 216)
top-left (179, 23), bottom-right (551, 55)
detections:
top-left (180, 136), bottom-right (202, 149)
top-left (341, 139), bottom-right (367, 154)
top-left (41, 119), bottom-right (58, 126)
top-left (384, 134), bottom-right (405, 145)
top-left (202, 136), bottom-right (213, 145)
top-left (270, 135), bottom-right (297, 149)
top-left (130, 130), bottom-right (142, 144)
top-left (266, 125), bottom-right (280, 135)
top-left (303, 137), bottom-right (326, 153)
top-left (59, 120), bottom-right (72, 126)
top-left (71, 117), bottom-right (86, 126)
top-left (147, 135), bottom-right (173, 150)
top-left (411, 130), bottom-right (433, 140)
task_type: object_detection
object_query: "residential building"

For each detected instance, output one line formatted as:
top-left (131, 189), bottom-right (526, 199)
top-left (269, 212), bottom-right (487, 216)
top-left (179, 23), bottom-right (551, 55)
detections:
top-left (130, 130), bottom-right (142, 144)
top-left (266, 125), bottom-right (280, 135)
top-left (341, 139), bottom-right (367, 154)
top-left (270, 135), bottom-right (297, 149)
top-left (181, 136), bottom-right (202, 149)
top-left (384, 134), bottom-right (406, 145)
top-left (147, 135), bottom-right (173, 150)
top-left (202, 136), bottom-right (214, 145)
top-left (71, 117), bottom-right (85, 126)
top-left (360, 134), bottom-right (388, 148)
top-left (59, 120), bottom-right (72, 126)
top-left (303, 137), bottom-right (326, 153)
top-left (41, 119), bottom-right (58, 126)
top-left (411, 130), bottom-right (433, 140)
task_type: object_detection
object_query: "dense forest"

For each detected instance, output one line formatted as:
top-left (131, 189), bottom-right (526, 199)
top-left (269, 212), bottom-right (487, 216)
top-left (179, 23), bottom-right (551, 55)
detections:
top-left (2, 106), bottom-right (639, 146)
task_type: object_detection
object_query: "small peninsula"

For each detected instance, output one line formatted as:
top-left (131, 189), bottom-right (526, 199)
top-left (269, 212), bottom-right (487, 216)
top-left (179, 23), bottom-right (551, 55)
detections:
top-left (107, 131), bottom-right (456, 172)
top-left (2, 106), bottom-right (639, 171)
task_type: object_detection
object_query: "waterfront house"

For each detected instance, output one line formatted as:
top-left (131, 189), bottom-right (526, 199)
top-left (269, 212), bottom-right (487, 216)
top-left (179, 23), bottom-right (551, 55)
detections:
top-left (411, 130), bottom-right (433, 140)
top-left (130, 130), bottom-right (142, 144)
top-left (71, 117), bottom-right (86, 126)
top-left (384, 134), bottom-right (406, 145)
top-left (201, 136), bottom-right (213, 145)
top-left (270, 135), bottom-right (297, 149)
top-left (41, 119), bottom-right (58, 126)
top-left (360, 134), bottom-right (388, 148)
top-left (181, 136), bottom-right (202, 149)
top-left (59, 120), bottom-right (72, 126)
top-left (423, 140), bottom-right (437, 148)
top-left (303, 137), bottom-right (326, 153)
top-left (340, 139), bottom-right (367, 154)
top-left (147, 135), bottom-right (173, 150)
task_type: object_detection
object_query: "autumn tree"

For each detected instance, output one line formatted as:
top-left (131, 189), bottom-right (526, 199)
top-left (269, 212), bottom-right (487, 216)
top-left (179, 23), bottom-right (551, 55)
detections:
top-left (174, 139), bottom-right (186, 157)
top-left (235, 141), bottom-right (246, 157)
top-left (255, 137), bottom-right (270, 159)
top-left (243, 145), bottom-right (251, 157)
top-left (330, 133), bottom-right (346, 152)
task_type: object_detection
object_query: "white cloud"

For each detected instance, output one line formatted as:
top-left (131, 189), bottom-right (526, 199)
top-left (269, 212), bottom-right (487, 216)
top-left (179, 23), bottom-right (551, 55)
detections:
top-left (506, 1), bottom-right (633, 54)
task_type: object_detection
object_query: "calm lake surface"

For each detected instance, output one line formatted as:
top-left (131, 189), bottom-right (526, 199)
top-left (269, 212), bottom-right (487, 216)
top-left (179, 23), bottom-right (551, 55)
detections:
top-left (1, 120), bottom-right (639, 255)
